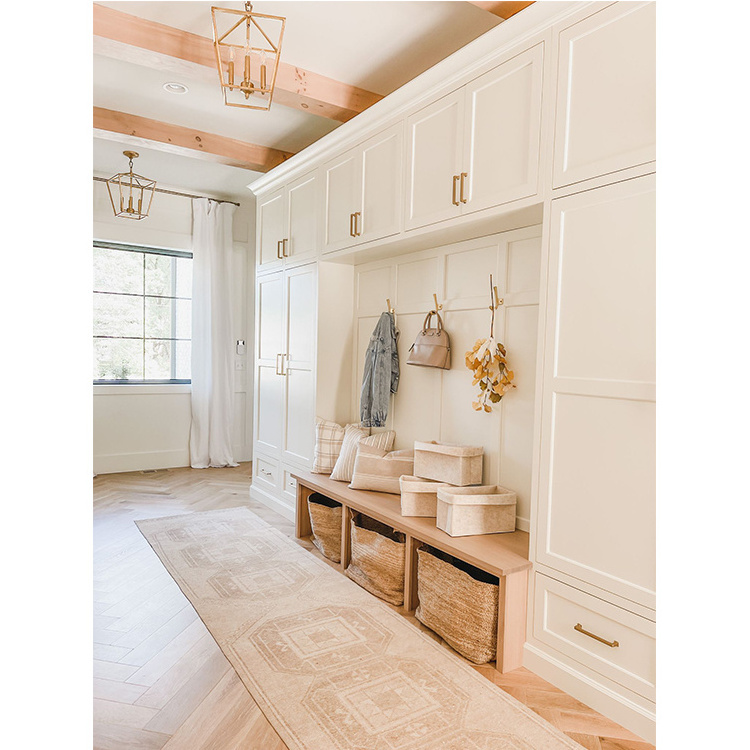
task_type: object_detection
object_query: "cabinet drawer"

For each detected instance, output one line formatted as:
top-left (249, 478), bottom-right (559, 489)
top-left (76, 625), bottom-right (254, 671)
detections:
top-left (254, 455), bottom-right (280, 491)
top-left (533, 574), bottom-right (655, 701)
top-left (283, 470), bottom-right (298, 503)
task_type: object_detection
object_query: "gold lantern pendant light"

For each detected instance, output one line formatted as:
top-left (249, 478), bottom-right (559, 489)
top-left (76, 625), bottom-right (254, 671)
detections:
top-left (211, 2), bottom-right (285, 112)
top-left (105, 151), bottom-right (156, 220)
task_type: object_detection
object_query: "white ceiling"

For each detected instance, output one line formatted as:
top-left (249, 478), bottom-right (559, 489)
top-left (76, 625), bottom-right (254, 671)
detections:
top-left (93, 1), bottom-right (505, 200)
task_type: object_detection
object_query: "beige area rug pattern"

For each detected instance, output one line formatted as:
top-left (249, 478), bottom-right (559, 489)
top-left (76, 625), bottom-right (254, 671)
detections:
top-left (136, 507), bottom-right (579, 750)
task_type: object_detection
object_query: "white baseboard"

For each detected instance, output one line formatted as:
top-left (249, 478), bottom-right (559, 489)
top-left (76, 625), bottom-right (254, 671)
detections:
top-left (93, 449), bottom-right (189, 475)
top-left (249, 483), bottom-right (295, 522)
top-left (523, 643), bottom-right (656, 744)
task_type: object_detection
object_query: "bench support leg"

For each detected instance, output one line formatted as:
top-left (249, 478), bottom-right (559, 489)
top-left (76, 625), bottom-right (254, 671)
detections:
top-left (496, 569), bottom-right (528, 673)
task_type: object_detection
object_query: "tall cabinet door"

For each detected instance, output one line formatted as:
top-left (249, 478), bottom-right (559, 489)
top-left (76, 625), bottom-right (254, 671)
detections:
top-left (323, 149), bottom-right (361, 253)
top-left (282, 263), bottom-right (317, 466)
top-left (552, 2), bottom-right (656, 188)
top-left (535, 174), bottom-right (656, 610)
top-left (405, 89), bottom-right (464, 230)
top-left (257, 189), bottom-right (285, 270)
top-left (359, 123), bottom-right (403, 244)
top-left (463, 44), bottom-right (544, 214)
top-left (254, 271), bottom-right (285, 457)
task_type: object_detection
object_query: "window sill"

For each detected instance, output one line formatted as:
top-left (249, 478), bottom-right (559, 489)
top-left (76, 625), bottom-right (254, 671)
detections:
top-left (93, 384), bottom-right (192, 396)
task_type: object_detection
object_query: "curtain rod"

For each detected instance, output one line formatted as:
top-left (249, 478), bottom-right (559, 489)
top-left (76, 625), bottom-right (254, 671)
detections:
top-left (92, 176), bottom-right (241, 207)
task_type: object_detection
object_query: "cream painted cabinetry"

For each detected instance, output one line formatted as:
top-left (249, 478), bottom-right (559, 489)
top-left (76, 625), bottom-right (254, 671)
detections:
top-left (406, 44), bottom-right (544, 230)
top-left (252, 263), bottom-right (317, 513)
top-left (257, 171), bottom-right (319, 271)
top-left (323, 124), bottom-right (404, 253)
top-left (251, 261), bottom-right (354, 516)
top-left (552, 2), bottom-right (656, 189)
top-left (526, 173), bottom-right (656, 741)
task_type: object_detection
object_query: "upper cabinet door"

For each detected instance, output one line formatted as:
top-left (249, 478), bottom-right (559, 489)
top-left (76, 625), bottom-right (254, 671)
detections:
top-left (463, 44), bottom-right (544, 214)
top-left (552, 2), bottom-right (656, 189)
top-left (286, 171), bottom-right (319, 264)
top-left (323, 149), bottom-right (362, 254)
top-left (257, 189), bottom-right (285, 270)
top-left (359, 123), bottom-right (403, 244)
top-left (405, 89), bottom-right (464, 231)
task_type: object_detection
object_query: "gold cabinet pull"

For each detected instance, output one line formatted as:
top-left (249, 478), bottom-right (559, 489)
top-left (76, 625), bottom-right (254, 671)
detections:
top-left (574, 623), bottom-right (619, 648)
top-left (281, 353), bottom-right (288, 375)
top-left (276, 240), bottom-right (283, 259)
top-left (275, 353), bottom-right (283, 376)
top-left (460, 172), bottom-right (468, 203)
top-left (282, 238), bottom-right (288, 257)
top-left (349, 212), bottom-right (355, 237)
top-left (354, 212), bottom-right (362, 236)
top-left (452, 174), bottom-right (460, 206)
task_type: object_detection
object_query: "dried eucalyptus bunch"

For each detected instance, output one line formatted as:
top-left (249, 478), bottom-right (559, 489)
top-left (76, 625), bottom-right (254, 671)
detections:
top-left (464, 275), bottom-right (515, 412)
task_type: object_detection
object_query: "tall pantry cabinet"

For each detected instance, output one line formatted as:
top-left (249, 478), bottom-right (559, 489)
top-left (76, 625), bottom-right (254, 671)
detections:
top-left (525, 2), bottom-right (656, 742)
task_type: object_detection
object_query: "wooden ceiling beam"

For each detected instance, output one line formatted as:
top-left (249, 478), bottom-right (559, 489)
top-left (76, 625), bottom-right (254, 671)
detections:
top-left (467, 2), bottom-right (535, 20)
top-left (93, 107), bottom-right (294, 173)
top-left (93, 3), bottom-right (382, 123)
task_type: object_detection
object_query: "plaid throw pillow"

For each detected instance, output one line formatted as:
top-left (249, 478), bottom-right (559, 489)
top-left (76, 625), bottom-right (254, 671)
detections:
top-left (311, 418), bottom-right (346, 474)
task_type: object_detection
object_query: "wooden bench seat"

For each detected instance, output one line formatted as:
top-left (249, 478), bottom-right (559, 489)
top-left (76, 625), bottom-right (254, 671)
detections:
top-left (293, 470), bottom-right (531, 672)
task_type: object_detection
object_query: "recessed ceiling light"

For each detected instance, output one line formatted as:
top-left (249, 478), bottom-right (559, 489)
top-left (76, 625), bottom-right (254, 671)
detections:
top-left (163, 82), bottom-right (189, 95)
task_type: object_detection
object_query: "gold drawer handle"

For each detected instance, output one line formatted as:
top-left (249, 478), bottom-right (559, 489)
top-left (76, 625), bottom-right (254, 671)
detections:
top-left (451, 174), bottom-right (460, 206)
top-left (459, 172), bottom-right (468, 203)
top-left (574, 623), bottom-right (619, 648)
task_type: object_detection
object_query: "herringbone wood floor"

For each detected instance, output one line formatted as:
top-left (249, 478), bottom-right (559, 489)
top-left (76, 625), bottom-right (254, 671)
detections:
top-left (93, 464), bottom-right (655, 750)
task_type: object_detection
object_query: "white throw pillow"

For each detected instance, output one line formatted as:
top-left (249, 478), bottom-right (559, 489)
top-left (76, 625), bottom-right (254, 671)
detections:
top-left (311, 418), bottom-right (346, 474)
top-left (329, 424), bottom-right (370, 482)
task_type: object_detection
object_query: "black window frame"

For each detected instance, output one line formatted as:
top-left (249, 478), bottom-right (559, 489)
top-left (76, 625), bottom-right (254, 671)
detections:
top-left (93, 240), bottom-right (193, 385)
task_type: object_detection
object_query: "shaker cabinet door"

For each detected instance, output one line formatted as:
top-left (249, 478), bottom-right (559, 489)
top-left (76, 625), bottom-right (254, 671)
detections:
top-left (286, 171), bottom-right (319, 264)
top-left (405, 89), bottom-right (464, 231)
top-left (323, 149), bottom-right (361, 253)
top-left (257, 189), bottom-right (285, 269)
top-left (552, 2), bottom-right (656, 188)
top-left (463, 44), bottom-right (544, 214)
top-left (535, 175), bottom-right (656, 610)
top-left (360, 123), bottom-right (403, 244)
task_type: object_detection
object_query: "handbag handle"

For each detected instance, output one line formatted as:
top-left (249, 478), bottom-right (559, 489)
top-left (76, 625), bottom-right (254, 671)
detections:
top-left (422, 310), bottom-right (443, 334)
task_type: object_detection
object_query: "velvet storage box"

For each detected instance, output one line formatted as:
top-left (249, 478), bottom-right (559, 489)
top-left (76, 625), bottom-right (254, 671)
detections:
top-left (413, 441), bottom-right (483, 486)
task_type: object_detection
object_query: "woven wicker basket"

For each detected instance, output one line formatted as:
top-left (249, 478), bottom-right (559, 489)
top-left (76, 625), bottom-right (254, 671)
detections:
top-left (345, 514), bottom-right (405, 605)
top-left (413, 441), bottom-right (483, 486)
top-left (415, 546), bottom-right (499, 664)
top-left (307, 493), bottom-right (342, 563)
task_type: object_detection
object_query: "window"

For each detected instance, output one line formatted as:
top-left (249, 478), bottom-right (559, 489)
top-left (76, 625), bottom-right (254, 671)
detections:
top-left (93, 241), bottom-right (192, 383)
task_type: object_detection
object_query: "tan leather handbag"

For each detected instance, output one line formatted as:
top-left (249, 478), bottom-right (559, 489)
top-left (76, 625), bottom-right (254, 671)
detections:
top-left (407, 311), bottom-right (451, 369)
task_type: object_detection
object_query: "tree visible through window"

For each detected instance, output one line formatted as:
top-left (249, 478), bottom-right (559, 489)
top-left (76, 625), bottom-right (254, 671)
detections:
top-left (93, 242), bottom-right (192, 383)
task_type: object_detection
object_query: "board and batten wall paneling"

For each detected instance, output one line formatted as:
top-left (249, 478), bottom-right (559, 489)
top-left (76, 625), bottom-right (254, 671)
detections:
top-left (351, 226), bottom-right (542, 530)
top-left (93, 178), bottom-right (256, 474)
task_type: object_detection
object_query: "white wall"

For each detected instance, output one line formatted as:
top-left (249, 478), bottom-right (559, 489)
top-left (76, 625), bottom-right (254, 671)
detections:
top-left (351, 226), bottom-right (541, 530)
top-left (93, 177), bottom-right (256, 474)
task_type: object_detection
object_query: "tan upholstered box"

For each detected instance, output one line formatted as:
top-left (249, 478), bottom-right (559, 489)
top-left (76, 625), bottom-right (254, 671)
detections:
top-left (398, 475), bottom-right (445, 517)
top-left (413, 441), bottom-right (483, 486)
top-left (436, 485), bottom-right (516, 537)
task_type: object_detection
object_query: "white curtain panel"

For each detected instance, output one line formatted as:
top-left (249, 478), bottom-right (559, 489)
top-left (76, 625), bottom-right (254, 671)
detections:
top-left (189, 198), bottom-right (238, 468)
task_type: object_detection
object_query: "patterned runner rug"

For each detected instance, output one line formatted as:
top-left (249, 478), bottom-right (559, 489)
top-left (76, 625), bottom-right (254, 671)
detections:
top-left (137, 507), bottom-right (578, 750)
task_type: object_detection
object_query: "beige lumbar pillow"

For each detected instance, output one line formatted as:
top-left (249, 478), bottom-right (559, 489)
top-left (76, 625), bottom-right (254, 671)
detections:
top-left (311, 418), bottom-right (347, 474)
top-left (349, 443), bottom-right (414, 495)
top-left (330, 427), bottom-right (395, 482)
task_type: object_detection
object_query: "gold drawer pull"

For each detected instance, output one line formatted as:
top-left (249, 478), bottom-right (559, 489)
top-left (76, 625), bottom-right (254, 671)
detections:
top-left (459, 172), bottom-right (468, 203)
top-left (574, 623), bottom-right (619, 648)
top-left (451, 174), bottom-right (460, 206)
